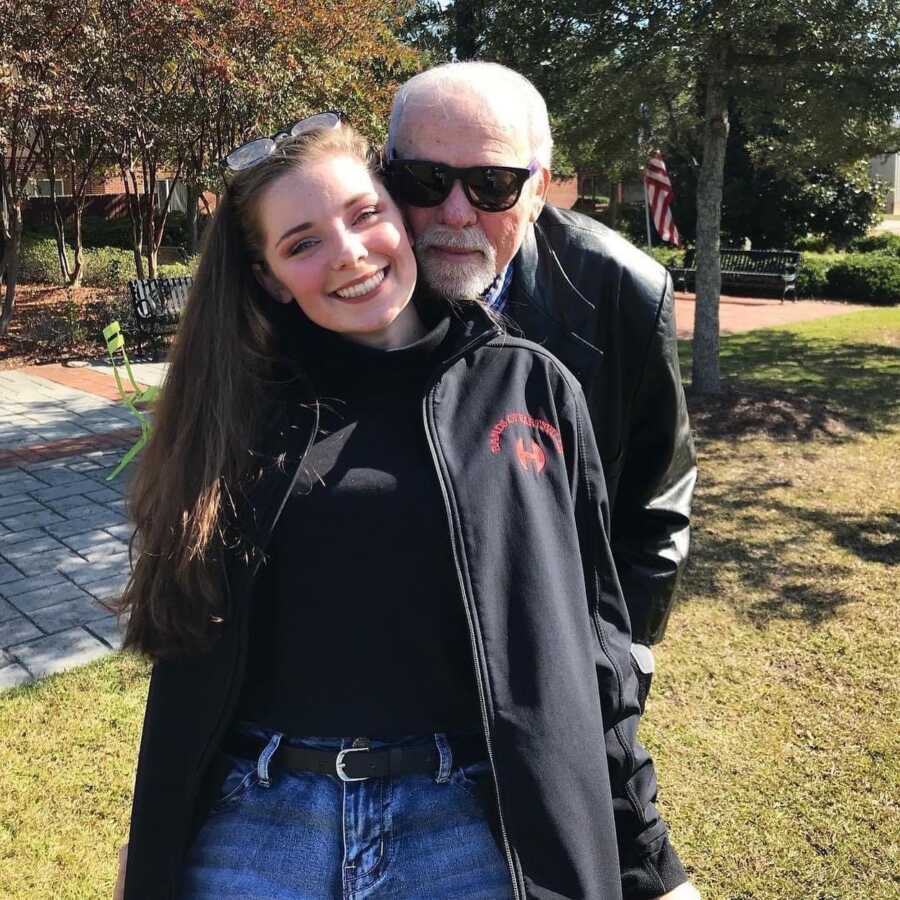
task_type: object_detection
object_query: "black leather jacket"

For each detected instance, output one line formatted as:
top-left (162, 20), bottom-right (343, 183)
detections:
top-left (123, 306), bottom-right (687, 899)
top-left (506, 206), bottom-right (696, 644)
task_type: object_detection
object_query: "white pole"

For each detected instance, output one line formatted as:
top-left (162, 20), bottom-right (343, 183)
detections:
top-left (644, 177), bottom-right (653, 251)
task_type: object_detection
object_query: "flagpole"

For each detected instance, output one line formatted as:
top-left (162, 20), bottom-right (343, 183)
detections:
top-left (644, 177), bottom-right (653, 251)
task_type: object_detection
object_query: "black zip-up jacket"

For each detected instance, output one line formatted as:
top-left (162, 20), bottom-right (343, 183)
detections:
top-left (506, 206), bottom-right (697, 645)
top-left (123, 305), bottom-right (688, 899)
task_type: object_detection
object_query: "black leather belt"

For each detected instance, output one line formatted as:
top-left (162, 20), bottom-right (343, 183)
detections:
top-left (224, 733), bottom-right (487, 783)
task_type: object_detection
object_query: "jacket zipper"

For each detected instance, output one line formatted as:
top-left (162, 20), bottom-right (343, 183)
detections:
top-left (421, 365), bottom-right (522, 900)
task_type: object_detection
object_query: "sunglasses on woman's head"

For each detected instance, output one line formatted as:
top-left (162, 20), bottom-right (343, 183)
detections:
top-left (385, 158), bottom-right (541, 212)
top-left (219, 111), bottom-right (343, 176)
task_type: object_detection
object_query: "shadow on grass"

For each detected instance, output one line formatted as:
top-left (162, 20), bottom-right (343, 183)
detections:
top-left (679, 330), bottom-right (900, 441)
top-left (684, 431), bottom-right (900, 627)
top-left (685, 474), bottom-right (863, 627)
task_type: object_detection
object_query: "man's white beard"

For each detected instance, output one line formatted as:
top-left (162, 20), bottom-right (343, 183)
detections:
top-left (414, 225), bottom-right (498, 302)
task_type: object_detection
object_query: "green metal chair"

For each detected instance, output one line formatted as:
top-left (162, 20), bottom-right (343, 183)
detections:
top-left (102, 321), bottom-right (160, 480)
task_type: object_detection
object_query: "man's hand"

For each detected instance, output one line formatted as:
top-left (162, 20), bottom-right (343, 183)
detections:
top-left (630, 643), bottom-right (655, 713)
top-left (654, 882), bottom-right (700, 900)
top-left (113, 843), bottom-right (127, 900)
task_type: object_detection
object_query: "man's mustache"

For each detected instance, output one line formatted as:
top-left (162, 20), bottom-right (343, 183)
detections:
top-left (415, 226), bottom-right (494, 257)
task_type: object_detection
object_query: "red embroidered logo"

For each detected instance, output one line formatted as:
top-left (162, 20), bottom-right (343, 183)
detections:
top-left (515, 438), bottom-right (546, 473)
top-left (490, 412), bottom-right (562, 474)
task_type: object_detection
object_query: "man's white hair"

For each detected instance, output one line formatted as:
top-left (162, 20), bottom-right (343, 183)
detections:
top-left (387, 61), bottom-right (553, 169)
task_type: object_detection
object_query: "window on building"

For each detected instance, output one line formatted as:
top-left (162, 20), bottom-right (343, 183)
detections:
top-left (156, 178), bottom-right (186, 213)
top-left (26, 178), bottom-right (67, 198)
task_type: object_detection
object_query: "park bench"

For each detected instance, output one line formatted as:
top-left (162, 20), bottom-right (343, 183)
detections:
top-left (669, 248), bottom-right (801, 302)
top-left (127, 276), bottom-right (192, 351)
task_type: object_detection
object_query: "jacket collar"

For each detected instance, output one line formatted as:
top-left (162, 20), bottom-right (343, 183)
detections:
top-left (233, 300), bottom-right (499, 572)
top-left (508, 217), bottom-right (604, 373)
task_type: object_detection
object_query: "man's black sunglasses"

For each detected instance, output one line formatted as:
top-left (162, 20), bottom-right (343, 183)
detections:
top-left (385, 158), bottom-right (541, 212)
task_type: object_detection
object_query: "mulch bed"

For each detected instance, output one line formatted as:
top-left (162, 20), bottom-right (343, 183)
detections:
top-left (685, 383), bottom-right (855, 442)
top-left (0, 284), bottom-right (125, 370)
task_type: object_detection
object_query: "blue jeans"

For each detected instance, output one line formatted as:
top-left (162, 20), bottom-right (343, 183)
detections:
top-left (180, 726), bottom-right (513, 899)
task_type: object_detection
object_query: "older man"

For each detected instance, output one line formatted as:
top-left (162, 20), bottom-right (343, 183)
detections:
top-left (387, 62), bottom-right (696, 695)
top-left (386, 61), bottom-right (699, 900)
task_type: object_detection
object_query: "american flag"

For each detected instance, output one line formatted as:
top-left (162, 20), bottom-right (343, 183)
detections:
top-left (644, 151), bottom-right (680, 245)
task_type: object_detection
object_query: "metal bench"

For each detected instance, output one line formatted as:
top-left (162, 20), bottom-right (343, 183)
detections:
top-left (127, 276), bottom-right (192, 351)
top-left (669, 248), bottom-right (801, 302)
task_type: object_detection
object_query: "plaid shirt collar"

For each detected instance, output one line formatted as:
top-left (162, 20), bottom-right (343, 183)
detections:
top-left (481, 262), bottom-right (514, 314)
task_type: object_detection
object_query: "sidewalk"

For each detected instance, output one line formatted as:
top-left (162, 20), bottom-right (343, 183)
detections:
top-left (673, 294), bottom-right (867, 339)
top-left (0, 364), bottom-right (166, 691)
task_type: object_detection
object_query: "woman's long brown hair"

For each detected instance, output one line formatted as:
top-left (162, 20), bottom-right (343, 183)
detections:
top-left (115, 126), bottom-right (373, 659)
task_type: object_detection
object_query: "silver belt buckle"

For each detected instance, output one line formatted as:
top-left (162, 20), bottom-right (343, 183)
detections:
top-left (335, 746), bottom-right (370, 782)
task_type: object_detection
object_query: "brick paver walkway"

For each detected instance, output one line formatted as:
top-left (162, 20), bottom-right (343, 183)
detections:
top-left (0, 364), bottom-right (165, 691)
top-left (674, 294), bottom-right (867, 339)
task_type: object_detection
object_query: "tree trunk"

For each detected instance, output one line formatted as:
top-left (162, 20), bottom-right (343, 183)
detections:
top-left (608, 181), bottom-right (622, 229)
top-left (51, 194), bottom-right (72, 282)
top-left (691, 59), bottom-right (730, 395)
top-left (145, 205), bottom-right (158, 279)
top-left (69, 200), bottom-right (85, 287)
top-left (0, 202), bottom-right (23, 336)
top-left (121, 162), bottom-right (145, 281)
top-left (146, 244), bottom-right (158, 278)
top-left (0, 180), bottom-right (8, 288)
top-left (44, 148), bottom-right (72, 281)
top-left (186, 182), bottom-right (200, 255)
top-left (144, 156), bottom-right (157, 279)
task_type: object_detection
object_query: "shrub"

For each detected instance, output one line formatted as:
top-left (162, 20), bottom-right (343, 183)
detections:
top-left (17, 234), bottom-right (199, 287)
top-left (19, 236), bottom-right (140, 287)
top-left (825, 254), bottom-right (900, 305)
top-left (81, 247), bottom-right (139, 287)
top-left (846, 232), bottom-right (900, 257)
top-left (797, 252), bottom-right (843, 298)
top-left (647, 246), bottom-right (684, 269)
top-left (18, 236), bottom-right (65, 284)
top-left (157, 257), bottom-right (198, 279)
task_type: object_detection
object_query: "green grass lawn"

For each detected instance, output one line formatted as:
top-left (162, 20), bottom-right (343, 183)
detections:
top-left (2, 309), bottom-right (899, 898)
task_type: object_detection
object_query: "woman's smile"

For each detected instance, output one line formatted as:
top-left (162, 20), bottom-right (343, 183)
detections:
top-left (332, 266), bottom-right (388, 302)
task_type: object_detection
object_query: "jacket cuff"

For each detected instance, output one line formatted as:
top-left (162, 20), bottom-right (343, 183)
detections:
top-left (621, 832), bottom-right (689, 899)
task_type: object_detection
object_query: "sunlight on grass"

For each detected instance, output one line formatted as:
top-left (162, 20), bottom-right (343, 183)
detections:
top-left (0, 653), bottom-right (150, 898)
top-left (657, 307), bottom-right (900, 897)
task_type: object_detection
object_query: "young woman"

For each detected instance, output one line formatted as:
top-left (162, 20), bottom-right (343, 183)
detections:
top-left (115, 118), bottom-right (695, 900)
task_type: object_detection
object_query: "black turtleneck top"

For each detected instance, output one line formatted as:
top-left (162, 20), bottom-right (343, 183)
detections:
top-left (237, 308), bottom-right (482, 737)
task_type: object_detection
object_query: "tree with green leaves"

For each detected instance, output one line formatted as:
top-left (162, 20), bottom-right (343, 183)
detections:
top-left (37, 2), bottom-right (113, 286)
top-left (406, 0), bottom-right (900, 393)
top-left (0, 0), bottom-right (66, 333)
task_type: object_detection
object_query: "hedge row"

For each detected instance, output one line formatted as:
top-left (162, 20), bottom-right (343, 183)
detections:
top-left (646, 245), bottom-right (899, 305)
top-left (797, 252), bottom-right (900, 305)
top-left (17, 236), bottom-right (195, 287)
